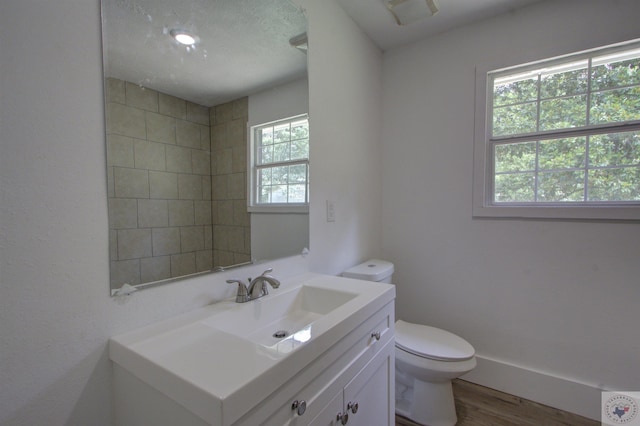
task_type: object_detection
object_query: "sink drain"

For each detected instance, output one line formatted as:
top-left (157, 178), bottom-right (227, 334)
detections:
top-left (273, 330), bottom-right (288, 339)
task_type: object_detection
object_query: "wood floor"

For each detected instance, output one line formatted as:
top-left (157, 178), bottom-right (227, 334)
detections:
top-left (395, 379), bottom-right (599, 426)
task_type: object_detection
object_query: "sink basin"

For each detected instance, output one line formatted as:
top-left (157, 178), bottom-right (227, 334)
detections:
top-left (109, 272), bottom-right (395, 426)
top-left (203, 285), bottom-right (357, 350)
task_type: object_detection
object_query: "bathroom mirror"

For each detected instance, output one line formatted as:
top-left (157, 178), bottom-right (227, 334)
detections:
top-left (102, 0), bottom-right (309, 292)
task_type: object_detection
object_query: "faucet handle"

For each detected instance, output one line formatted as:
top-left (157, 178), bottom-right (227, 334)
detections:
top-left (226, 279), bottom-right (249, 303)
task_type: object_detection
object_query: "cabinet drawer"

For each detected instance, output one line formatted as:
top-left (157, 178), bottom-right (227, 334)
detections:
top-left (234, 301), bottom-right (394, 426)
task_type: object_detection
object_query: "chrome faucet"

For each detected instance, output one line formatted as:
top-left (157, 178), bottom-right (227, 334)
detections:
top-left (226, 268), bottom-right (280, 303)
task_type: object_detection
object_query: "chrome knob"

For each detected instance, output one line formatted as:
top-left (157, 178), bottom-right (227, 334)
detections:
top-left (292, 399), bottom-right (307, 416)
top-left (347, 401), bottom-right (359, 414)
top-left (336, 412), bottom-right (349, 425)
top-left (371, 331), bottom-right (381, 341)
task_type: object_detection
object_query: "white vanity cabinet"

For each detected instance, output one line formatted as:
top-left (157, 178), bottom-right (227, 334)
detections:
top-left (111, 274), bottom-right (396, 426)
top-left (235, 301), bottom-right (395, 426)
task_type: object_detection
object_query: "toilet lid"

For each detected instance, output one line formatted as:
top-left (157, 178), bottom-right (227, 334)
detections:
top-left (395, 320), bottom-right (475, 361)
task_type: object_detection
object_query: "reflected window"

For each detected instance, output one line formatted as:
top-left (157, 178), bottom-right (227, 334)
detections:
top-left (250, 115), bottom-right (310, 209)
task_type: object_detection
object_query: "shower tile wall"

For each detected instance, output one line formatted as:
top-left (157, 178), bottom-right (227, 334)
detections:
top-left (210, 99), bottom-right (251, 268)
top-left (106, 78), bottom-right (217, 287)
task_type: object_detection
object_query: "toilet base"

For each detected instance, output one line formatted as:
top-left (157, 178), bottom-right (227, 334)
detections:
top-left (395, 378), bottom-right (457, 426)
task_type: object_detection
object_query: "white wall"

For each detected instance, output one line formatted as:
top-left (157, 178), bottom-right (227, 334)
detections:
top-left (248, 78), bottom-right (310, 261)
top-left (0, 1), bottom-right (380, 425)
top-left (299, 0), bottom-right (384, 276)
top-left (381, 0), bottom-right (640, 419)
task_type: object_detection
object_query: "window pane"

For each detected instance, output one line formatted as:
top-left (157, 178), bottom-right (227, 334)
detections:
top-left (259, 186), bottom-right (271, 203)
top-left (270, 185), bottom-right (288, 203)
top-left (591, 52), bottom-right (640, 91)
top-left (590, 87), bottom-right (640, 125)
top-left (540, 66), bottom-right (588, 99)
top-left (539, 95), bottom-right (587, 131)
top-left (288, 164), bottom-right (307, 183)
top-left (588, 167), bottom-right (640, 201)
top-left (259, 145), bottom-right (272, 165)
top-left (291, 120), bottom-right (309, 140)
top-left (493, 77), bottom-right (538, 107)
top-left (492, 102), bottom-right (537, 136)
top-left (288, 184), bottom-right (307, 203)
top-left (538, 170), bottom-right (585, 202)
top-left (494, 173), bottom-right (535, 202)
top-left (273, 123), bottom-right (291, 143)
top-left (260, 128), bottom-right (274, 144)
top-left (273, 142), bottom-right (290, 162)
top-left (590, 131), bottom-right (640, 167)
top-left (270, 165), bottom-right (288, 184)
top-left (495, 142), bottom-right (536, 173)
top-left (538, 137), bottom-right (586, 170)
top-left (258, 168), bottom-right (271, 186)
top-left (291, 139), bottom-right (309, 160)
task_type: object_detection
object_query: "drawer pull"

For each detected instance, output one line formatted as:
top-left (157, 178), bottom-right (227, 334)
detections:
top-left (371, 331), bottom-right (381, 341)
top-left (347, 401), bottom-right (359, 414)
top-left (336, 412), bottom-right (349, 424)
top-left (291, 400), bottom-right (307, 416)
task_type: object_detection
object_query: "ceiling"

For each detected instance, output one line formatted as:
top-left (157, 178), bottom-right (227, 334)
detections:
top-left (102, 0), bottom-right (308, 107)
top-left (102, 0), bottom-right (543, 107)
top-left (337, 0), bottom-right (544, 51)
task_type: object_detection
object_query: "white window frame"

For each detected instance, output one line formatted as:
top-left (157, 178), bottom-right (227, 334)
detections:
top-left (473, 39), bottom-right (640, 221)
top-left (248, 114), bottom-right (309, 214)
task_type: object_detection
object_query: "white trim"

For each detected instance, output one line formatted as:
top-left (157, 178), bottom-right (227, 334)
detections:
top-left (461, 354), bottom-right (606, 421)
top-left (472, 39), bottom-right (640, 221)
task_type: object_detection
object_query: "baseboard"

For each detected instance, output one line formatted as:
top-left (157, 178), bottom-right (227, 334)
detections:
top-left (460, 354), bottom-right (602, 421)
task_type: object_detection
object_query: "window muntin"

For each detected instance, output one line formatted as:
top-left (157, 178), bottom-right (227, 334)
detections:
top-left (487, 42), bottom-right (640, 207)
top-left (251, 115), bottom-right (309, 207)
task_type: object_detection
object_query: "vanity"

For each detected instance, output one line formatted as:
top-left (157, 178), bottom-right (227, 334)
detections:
top-left (110, 273), bottom-right (395, 425)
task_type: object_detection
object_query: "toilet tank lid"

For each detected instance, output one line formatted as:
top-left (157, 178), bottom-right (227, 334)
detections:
top-left (342, 259), bottom-right (394, 282)
top-left (395, 320), bottom-right (475, 361)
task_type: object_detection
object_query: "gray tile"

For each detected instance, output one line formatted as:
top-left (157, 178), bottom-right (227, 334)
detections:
top-left (152, 227), bottom-right (180, 256)
top-left (134, 139), bottom-right (166, 171)
top-left (105, 78), bottom-right (125, 104)
top-left (194, 201), bottom-right (212, 225)
top-left (168, 200), bottom-right (194, 226)
top-left (232, 145), bottom-right (246, 173)
top-left (186, 101), bottom-right (210, 126)
top-left (149, 171), bottom-right (178, 199)
top-left (171, 252), bottom-right (196, 278)
top-left (181, 226), bottom-right (204, 252)
top-left (138, 199), bottom-right (168, 228)
top-left (232, 97), bottom-right (248, 119)
top-left (159, 93), bottom-right (186, 119)
top-left (108, 198), bottom-right (138, 229)
top-left (146, 112), bottom-right (176, 144)
top-left (166, 144), bottom-right (192, 173)
top-left (107, 102), bottom-right (146, 139)
top-left (140, 256), bottom-right (171, 283)
top-left (107, 134), bottom-right (134, 167)
top-left (178, 174), bottom-right (203, 200)
top-left (196, 250), bottom-right (213, 272)
top-left (177, 119), bottom-right (201, 149)
top-left (202, 175), bottom-right (212, 201)
top-left (228, 172), bottom-right (245, 200)
top-left (200, 124), bottom-right (211, 151)
top-left (126, 82), bottom-right (158, 112)
top-left (192, 149), bottom-right (211, 176)
top-left (204, 225), bottom-right (213, 250)
top-left (110, 259), bottom-right (140, 287)
top-left (114, 167), bottom-right (149, 198)
top-left (117, 228), bottom-right (152, 259)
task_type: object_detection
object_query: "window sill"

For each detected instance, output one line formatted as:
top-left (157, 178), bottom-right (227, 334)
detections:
top-left (248, 205), bottom-right (309, 214)
top-left (472, 204), bottom-right (640, 221)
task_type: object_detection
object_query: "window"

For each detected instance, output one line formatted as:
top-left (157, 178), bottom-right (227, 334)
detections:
top-left (249, 114), bottom-right (309, 212)
top-left (473, 39), bottom-right (640, 220)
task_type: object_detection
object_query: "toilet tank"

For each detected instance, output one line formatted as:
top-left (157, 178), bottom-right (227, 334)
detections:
top-left (342, 259), bottom-right (394, 283)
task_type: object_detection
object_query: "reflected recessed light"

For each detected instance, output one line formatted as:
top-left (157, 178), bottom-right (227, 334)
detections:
top-left (170, 29), bottom-right (198, 46)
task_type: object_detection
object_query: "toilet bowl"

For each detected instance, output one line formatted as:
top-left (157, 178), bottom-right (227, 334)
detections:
top-left (342, 260), bottom-right (476, 426)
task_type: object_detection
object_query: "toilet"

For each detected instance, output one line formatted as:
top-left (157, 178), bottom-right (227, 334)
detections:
top-left (342, 259), bottom-right (476, 426)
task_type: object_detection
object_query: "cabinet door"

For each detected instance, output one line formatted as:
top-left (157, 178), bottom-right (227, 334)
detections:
top-left (307, 390), bottom-right (343, 426)
top-left (342, 342), bottom-right (394, 426)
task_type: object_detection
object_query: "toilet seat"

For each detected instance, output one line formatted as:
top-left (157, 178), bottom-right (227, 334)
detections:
top-left (395, 320), bottom-right (475, 361)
